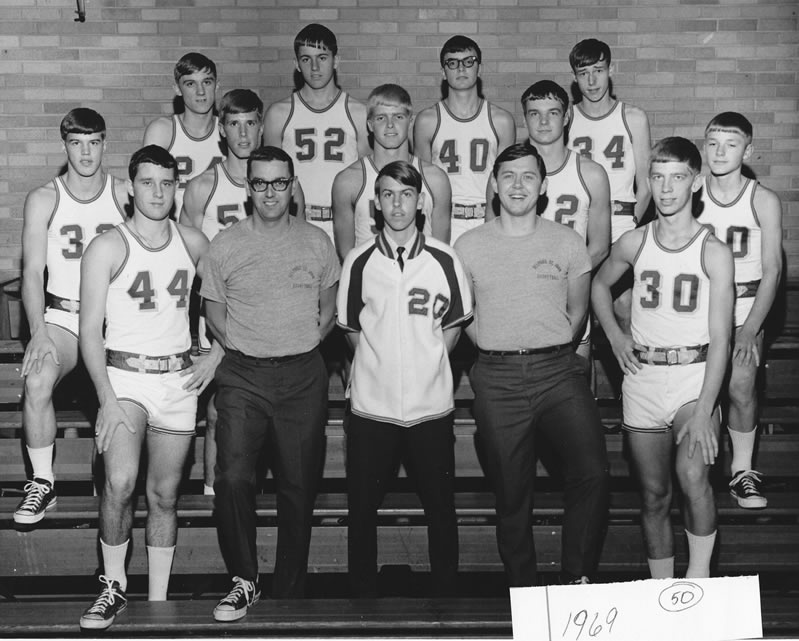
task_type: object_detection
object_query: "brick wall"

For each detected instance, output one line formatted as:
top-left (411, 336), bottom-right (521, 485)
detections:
top-left (1, 0), bottom-right (797, 281)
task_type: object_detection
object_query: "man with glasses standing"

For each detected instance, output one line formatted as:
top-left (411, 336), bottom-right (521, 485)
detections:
top-left (200, 146), bottom-right (340, 621)
top-left (414, 35), bottom-right (516, 244)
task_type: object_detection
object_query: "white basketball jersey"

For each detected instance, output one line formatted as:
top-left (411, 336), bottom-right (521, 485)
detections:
top-left (353, 156), bottom-right (434, 247)
top-left (200, 163), bottom-right (249, 242)
top-left (281, 90), bottom-right (360, 241)
top-left (568, 101), bottom-right (636, 241)
top-left (431, 100), bottom-right (499, 242)
top-left (631, 223), bottom-right (712, 348)
top-left (697, 178), bottom-right (762, 325)
top-left (46, 174), bottom-right (126, 300)
top-left (540, 150), bottom-right (591, 240)
top-left (106, 221), bottom-right (195, 355)
top-left (168, 114), bottom-right (224, 214)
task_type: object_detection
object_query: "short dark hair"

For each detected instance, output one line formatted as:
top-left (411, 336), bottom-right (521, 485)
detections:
top-left (60, 108), bottom-right (106, 140)
top-left (247, 146), bottom-right (295, 179)
top-left (705, 111), bottom-right (753, 144)
top-left (521, 80), bottom-right (569, 112)
top-left (128, 145), bottom-right (178, 181)
top-left (492, 142), bottom-right (547, 181)
top-left (375, 160), bottom-right (422, 197)
top-left (439, 35), bottom-right (482, 67)
top-left (174, 52), bottom-right (216, 84)
top-left (294, 23), bottom-right (338, 56)
top-left (219, 89), bottom-right (264, 123)
top-left (649, 137), bottom-right (702, 175)
top-left (569, 39), bottom-right (611, 71)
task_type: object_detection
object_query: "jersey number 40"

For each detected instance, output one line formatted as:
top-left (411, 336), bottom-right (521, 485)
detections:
top-left (438, 139), bottom-right (491, 174)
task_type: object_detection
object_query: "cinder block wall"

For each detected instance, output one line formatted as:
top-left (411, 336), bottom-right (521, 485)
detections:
top-left (1, 0), bottom-right (797, 281)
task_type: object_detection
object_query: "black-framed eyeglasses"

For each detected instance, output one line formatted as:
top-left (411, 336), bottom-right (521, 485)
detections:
top-left (248, 177), bottom-right (293, 192)
top-left (443, 56), bottom-right (478, 70)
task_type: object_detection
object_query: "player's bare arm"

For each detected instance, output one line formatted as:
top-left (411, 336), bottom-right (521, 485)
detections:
top-left (675, 237), bottom-right (734, 465)
top-left (331, 162), bottom-right (362, 261)
top-left (203, 299), bottom-right (227, 347)
top-left (412, 107), bottom-right (438, 163)
top-left (566, 271), bottom-right (591, 342)
top-left (142, 116), bottom-right (173, 148)
top-left (591, 229), bottom-right (644, 373)
top-left (490, 104), bottom-right (517, 154)
top-left (625, 104), bottom-right (652, 221)
top-left (582, 158), bottom-right (611, 269)
top-left (423, 162), bottom-right (452, 244)
top-left (735, 185), bottom-right (783, 367)
top-left (262, 99), bottom-right (291, 147)
top-left (443, 327), bottom-right (461, 353)
top-left (179, 169), bottom-right (214, 228)
top-left (319, 283), bottom-right (339, 339)
top-left (20, 185), bottom-right (60, 376)
top-left (79, 232), bottom-right (135, 454)
top-left (349, 99), bottom-right (371, 158)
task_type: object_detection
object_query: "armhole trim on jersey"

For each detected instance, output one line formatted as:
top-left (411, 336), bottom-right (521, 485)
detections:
top-left (415, 157), bottom-right (435, 211)
top-left (202, 164), bottom-right (220, 219)
top-left (354, 158), bottom-right (368, 205)
top-left (485, 101), bottom-right (500, 146)
top-left (280, 95), bottom-right (296, 145)
top-left (173, 220), bottom-right (197, 265)
top-left (109, 227), bottom-right (130, 284)
top-left (431, 103), bottom-right (442, 143)
top-left (630, 224), bottom-right (648, 269)
top-left (620, 102), bottom-right (634, 143)
top-left (344, 93), bottom-right (358, 141)
top-left (574, 153), bottom-right (591, 205)
top-left (46, 178), bottom-right (62, 230)
top-left (167, 115), bottom-right (178, 151)
top-left (699, 228), bottom-right (712, 280)
top-left (750, 180), bottom-right (761, 228)
top-left (110, 177), bottom-right (127, 221)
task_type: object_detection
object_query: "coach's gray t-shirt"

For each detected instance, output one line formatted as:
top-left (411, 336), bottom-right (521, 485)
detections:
top-left (454, 217), bottom-right (591, 351)
top-left (201, 215), bottom-right (340, 358)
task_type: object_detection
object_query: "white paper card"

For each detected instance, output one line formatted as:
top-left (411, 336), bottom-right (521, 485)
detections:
top-left (511, 576), bottom-right (762, 641)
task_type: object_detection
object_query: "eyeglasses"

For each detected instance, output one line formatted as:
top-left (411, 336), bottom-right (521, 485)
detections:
top-left (443, 56), bottom-right (478, 70)
top-left (248, 177), bottom-right (293, 192)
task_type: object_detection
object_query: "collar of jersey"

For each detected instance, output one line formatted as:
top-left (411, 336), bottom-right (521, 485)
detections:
top-left (375, 230), bottom-right (425, 261)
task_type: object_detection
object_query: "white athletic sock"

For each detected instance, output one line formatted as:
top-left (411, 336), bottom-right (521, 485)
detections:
top-left (203, 484), bottom-right (215, 496)
top-left (27, 444), bottom-right (54, 484)
top-left (685, 530), bottom-right (716, 578)
top-left (147, 545), bottom-right (175, 601)
top-left (728, 427), bottom-right (756, 474)
top-left (100, 539), bottom-right (129, 591)
top-left (647, 556), bottom-right (675, 579)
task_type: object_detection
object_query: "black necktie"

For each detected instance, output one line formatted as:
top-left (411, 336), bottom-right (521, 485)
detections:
top-left (396, 246), bottom-right (405, 272)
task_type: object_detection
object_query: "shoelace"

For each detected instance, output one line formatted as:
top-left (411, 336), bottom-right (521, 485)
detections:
top-left (220, 577), bottom-right (253, 606)
top-left (86, 575), bottom-right (122, 614)
top-left (734, 471), bottom-right (763, 494)
top-left (18, 480), bottom-right (50, 511)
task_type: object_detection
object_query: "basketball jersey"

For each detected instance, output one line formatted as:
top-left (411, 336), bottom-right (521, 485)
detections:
top-left (200, 162), bottom-right (249, 242)
top-left (631, 223), bottom-right (712, 348)
top-left (105, 221), bottom-right (195, 355)
top-left (281, 90), bottom-right (360, 241)
top-left (430, 100), bottom-right (500, 243)
top-left (540, 151), bottom-right (591, 240)
top-left (696, 178), bottom-right (762, 326)
top-left (568, 101), bottom-right (636, 242)
top-left (46, 174), bottom-right (126, 301)
top-left (353, 156), bottom-right (434, 247)
top-left (168, 114), bottom-right (224, 214)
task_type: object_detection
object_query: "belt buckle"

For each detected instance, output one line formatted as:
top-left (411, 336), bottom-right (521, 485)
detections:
top-left (155, 356), bottom-right (172, 372)
top-left (666, 349), bottom-right (679, 365)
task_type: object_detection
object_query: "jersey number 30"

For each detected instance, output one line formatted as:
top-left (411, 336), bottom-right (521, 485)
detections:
top-left (127, 270), bottom-right (190, 311)
top-left (639, 271), bottom-right (699, 313)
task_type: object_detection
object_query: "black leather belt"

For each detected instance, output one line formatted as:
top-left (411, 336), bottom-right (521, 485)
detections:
top-left (107, 349), bottom-right (192, 374)
top-left (47, 293), bottom-right (80, 314)
top-left (633, 343), bottom-right (709, 366)
top-left (228, 346), bottom-right (317, 364)
top-left (479, 342), bottom-right (572, 356)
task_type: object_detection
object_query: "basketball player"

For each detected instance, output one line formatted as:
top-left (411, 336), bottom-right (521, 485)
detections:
top-left (338, 160), bottom-right (472, 597)
top-left (78, 145), bottom-right (211, 630)
top-left (697, 112), bottom-right (783, 509)
top-left (567, 39), bottom-right (651, 335)
top-left (14, 108), bottom-right (127, 531)
top-left (143, 52), bottom-right (224, 215)
top-left (264, 23), bottom-right (369, 242)
top-left (332, 83), bottom-right (452, 260)
top-left (180, 88), bottom-right (263, 495)
top-left (414, 35), bottom-right (516, 244)
top-left (592, 137), bottom-right (734, 579)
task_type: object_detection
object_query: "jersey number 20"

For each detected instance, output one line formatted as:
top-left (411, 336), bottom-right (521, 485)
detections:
top-left (127, 270), bottom-right (190, 311)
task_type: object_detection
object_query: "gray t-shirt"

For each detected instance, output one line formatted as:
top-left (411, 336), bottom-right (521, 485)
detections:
top-left (201, 215), bottom-right (341, 357)
top-left (454, 217), bottom-right (591, 350)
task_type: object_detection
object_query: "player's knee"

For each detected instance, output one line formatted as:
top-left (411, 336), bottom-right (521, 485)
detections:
top-left (23, 370), bottom-right (57, 405)
top-left (675, 461), bottom-right (710, 496)
top-left (640, 484), bottom-right (671, 516)
top-left (728, 369), bottom-right (756, 406)
top-left (147, 483), bottom-right (179, 514)
top-left (103, 471), bottom-right (137, 503)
